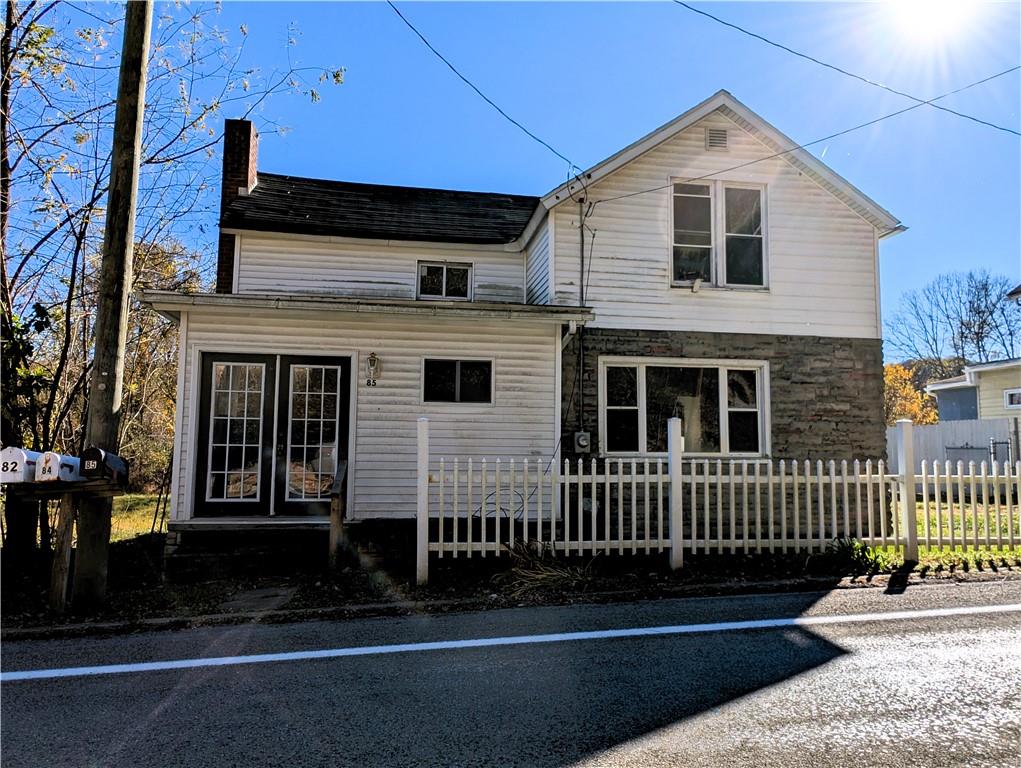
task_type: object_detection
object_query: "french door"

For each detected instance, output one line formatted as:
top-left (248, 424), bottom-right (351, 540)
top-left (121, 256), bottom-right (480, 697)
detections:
top-left (194, 353), bottom-right (351, 517)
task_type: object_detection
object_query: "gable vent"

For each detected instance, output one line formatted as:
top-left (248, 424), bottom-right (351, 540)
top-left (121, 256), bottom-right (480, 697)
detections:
top-left (705, 127), bottom-right (728, 151)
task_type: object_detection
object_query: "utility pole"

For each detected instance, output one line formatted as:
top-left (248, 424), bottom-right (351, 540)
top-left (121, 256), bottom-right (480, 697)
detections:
top-left (72, 0), bottom-right (153, 608)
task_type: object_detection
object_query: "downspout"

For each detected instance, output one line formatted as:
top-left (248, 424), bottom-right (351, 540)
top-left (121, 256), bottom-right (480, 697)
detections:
top-left (577, 199), bottom-right (586, 435)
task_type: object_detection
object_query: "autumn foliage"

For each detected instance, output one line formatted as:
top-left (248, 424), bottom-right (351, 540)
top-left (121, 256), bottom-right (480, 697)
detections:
top-left (883, 364), bottom-right (939, 427)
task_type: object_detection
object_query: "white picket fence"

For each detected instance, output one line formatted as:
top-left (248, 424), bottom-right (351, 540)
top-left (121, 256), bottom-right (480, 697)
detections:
top-left (414, 418), bottom-right (1021, 584)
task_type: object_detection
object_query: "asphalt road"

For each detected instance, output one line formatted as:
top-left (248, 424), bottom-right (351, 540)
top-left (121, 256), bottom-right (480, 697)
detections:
top-left (3, 581), bottom-right (1020, 768)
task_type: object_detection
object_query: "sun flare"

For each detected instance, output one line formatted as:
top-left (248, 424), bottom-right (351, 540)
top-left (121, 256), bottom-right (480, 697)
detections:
top-left (886, 0), bottom-right (979, 44)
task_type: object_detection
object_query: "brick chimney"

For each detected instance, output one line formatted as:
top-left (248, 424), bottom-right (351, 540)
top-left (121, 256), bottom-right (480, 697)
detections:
top-left (215, 119), bottom-right (259, 293)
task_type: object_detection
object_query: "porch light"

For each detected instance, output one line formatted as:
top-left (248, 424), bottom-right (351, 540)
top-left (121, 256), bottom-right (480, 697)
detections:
top-left (366, 352), bottom-right (380, 380)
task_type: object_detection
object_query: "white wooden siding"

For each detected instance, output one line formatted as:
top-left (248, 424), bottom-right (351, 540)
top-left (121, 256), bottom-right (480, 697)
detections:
top-left (173, 308), bottom-right (558, 521)
top-left (551, 112), bottom-right (882, 338)
top-left (524, 217), bottom-right (550, 304)
top-left (236, 233), bottom-right (526, 303)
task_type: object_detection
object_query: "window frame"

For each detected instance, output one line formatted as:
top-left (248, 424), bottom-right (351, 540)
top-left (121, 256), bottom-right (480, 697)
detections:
top-left (669, 179), bottom-right (769, 290)
top-left (597, 356), bottom-right (771, 458)
top-left (417, 261), bottom-right (473, 301)
top-left (421, 357), bottom-right (495, 405)
top-left (1005, 388), bottom-right (1021, 410)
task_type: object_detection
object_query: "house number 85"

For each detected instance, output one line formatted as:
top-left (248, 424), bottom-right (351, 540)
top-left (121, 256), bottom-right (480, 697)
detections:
top-left (365, 378), bottom-right (377, 387)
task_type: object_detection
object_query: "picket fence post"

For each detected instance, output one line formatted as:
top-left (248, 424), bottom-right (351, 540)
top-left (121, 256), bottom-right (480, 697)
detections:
top-left (416, 417), bottom-right (430, 585)
top-left (896, 419), bottom-right (919, 562)
top-left (668, 417), bottom-right (685, 569)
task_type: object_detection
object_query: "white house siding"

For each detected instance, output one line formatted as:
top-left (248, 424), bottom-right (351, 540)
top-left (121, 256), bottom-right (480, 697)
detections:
top-left (550, 112), bottom-right (881, 339)
top-left (173, 308), bottom-right (558, 521)
top-left (235, 232), bottom-right (526, 304)
top-left (524, 217), bottom-right (550, 304)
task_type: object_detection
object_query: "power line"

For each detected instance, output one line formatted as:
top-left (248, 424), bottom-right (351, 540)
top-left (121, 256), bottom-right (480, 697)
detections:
top-left (591, 65), bottom-right (1020, 208)
top-left (385, 1), bottom-right (578, 170)
top-left (673, 1), bottom-right (1021, 138)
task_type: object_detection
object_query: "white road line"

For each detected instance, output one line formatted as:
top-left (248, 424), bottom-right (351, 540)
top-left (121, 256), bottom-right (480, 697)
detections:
top-left (3, 603), bottom-right (1019, 683)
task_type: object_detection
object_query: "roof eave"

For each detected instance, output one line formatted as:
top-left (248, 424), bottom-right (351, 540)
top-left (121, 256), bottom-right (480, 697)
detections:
top-left (138, 290), bottom-right (593, 323)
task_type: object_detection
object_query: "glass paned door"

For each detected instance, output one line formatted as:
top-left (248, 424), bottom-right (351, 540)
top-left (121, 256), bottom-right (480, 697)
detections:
top-left (194, 354), bottom-right (276, 516)
top-left (286, 364), bottom-right (342, 501)
top-left (274, 356), bottom-right (351, 516)
top-left (208, 362), bottom-right (265, 501)
top-left (194, 354), bottom-right (349, 517)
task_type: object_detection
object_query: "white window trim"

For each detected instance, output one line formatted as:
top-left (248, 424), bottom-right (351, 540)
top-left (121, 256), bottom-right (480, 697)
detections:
top-left (205, 361), bottom-right (266, 504)
top-left (284, 363), bottom-right (344, 502)
top-left (417, 261), bottom-right (473, 301)
top-left (597, 356), bottom-right (771, 458)
top-left (420, 356), bottom-right (495, 406)
top-left (1005, 388), bottom-right (1021, 409)
top-left (669, 180), bottom-right (769, 290)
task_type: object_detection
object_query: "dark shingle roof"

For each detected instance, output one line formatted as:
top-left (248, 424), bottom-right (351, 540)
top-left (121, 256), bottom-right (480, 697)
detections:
top-left (221, 173), bottom-right (540, 245)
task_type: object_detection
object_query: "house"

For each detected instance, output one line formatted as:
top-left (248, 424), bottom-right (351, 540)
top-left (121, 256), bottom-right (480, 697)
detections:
top-left (142, 90), bottom-right (902, 544)
top-left (926, 359), bottom-right (1021, 422)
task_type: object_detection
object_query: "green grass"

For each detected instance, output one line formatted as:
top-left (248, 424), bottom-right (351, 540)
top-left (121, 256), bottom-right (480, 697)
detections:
top-left (914, 500), bottom-right (1020, 548)
top-left (111, 494), bottom-right (162, 542)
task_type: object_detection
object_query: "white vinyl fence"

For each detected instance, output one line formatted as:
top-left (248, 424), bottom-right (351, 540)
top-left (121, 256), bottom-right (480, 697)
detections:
top-left (415, 418), bottom-right (1021, 584)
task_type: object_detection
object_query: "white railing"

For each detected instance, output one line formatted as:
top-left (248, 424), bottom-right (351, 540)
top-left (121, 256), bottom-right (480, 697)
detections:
top-left (415, 418), bottom-right (1021, 584)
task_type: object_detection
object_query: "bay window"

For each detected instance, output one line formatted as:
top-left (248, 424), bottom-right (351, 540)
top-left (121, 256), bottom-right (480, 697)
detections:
top-left (600, 358), bottom-right (768, 456)
top-left (671, 181), bottom-right (767, 288)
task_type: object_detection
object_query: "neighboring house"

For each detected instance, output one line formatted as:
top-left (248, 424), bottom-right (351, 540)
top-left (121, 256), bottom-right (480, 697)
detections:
top-left (142, 90), bottom-right (903, 537)
top-left (926, 359), bottom-right (1021, 422)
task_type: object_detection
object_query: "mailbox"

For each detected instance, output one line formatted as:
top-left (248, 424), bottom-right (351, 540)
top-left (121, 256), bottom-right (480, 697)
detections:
top-left (35, 452), bottom-right (80, 482)
top-left (0, 447), bottom-right (42, 483)
top-left (79, 447), bottom-right (129, 484)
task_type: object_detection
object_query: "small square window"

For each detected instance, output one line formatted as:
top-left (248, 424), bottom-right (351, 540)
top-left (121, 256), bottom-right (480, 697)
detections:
top-left (424, 359), bottom-right (492, 403)
top-left (418, 262), bottom-right (472, 300)
top-left (1005, 389), bottom-right (1021, 409)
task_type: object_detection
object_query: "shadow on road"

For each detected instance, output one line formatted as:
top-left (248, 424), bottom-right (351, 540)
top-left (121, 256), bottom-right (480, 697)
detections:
top-left (1, 589), bottom-right (851, 767)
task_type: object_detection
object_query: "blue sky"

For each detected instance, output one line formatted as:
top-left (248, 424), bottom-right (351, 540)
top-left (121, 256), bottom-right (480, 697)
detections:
top-left (215, 1), bottom-right (1020, 330)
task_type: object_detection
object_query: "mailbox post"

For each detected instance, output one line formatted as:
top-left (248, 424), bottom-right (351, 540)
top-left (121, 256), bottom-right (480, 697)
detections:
top-left (0, 445), bottom-right (128, 611)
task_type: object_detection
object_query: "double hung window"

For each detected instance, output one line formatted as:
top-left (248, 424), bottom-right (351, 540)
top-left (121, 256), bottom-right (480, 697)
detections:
top-left (671, 181), bottom-right (766, 288)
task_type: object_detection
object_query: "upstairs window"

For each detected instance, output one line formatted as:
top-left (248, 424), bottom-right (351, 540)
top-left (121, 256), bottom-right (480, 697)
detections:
top-left (671, 181), bottom-right (766, 288)
top-left (672, 184), bottom-right (713, 283)
top-left (418, 261), bottom-right (472, 300)
top-left (423, 359), bottom-right (492, 403)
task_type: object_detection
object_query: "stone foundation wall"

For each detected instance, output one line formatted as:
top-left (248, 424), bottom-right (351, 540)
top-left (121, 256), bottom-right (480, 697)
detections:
top-left (561, 328), bottom-right (885, 462)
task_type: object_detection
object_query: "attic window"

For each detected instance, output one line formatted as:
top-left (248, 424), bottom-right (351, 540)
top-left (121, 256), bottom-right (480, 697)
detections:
top-left (418, 261), bottom-right (472, 300)
top-left (705, 128), bottom-right (728, 151)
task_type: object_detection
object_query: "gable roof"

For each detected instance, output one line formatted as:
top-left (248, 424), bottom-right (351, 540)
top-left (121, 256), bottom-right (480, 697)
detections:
top-left (221, 173), bottom-right (539, 245)
top-left (541, 90), bottom-right (903, 236)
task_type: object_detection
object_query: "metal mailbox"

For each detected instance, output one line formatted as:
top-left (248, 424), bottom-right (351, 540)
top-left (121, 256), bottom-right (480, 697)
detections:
top-left (0, 447), bottom-right (42, 483)
top-left (34, 451), bottom-right (81, 483)
top-left (79, 447), bottom-right (129, 485)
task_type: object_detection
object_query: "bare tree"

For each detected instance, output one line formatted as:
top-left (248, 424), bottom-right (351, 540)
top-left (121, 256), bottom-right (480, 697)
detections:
top-left (1, 1), bottom-right (342, 565)
top-left (886, 270), bottom-right (1021, 381)
top-left (1, 0), bottom-right (342, 462)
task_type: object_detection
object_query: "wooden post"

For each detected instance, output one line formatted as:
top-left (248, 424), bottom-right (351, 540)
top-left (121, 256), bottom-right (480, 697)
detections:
top-left (49, 494), bottom-right (75, 612)
top-left (329, 495), bottom-right (344, 570)
top-left (416, 417), bottom-right (430, 585)
top-left (897, 419), bottom-right (918, 562)
top-left (668, 417), bottom-right (684, 569)
top-left (74, 1), bottom-right (153, 607)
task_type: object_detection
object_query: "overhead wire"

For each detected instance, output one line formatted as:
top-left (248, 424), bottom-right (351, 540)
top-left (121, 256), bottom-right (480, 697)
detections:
top-left (589, 65), bottom-right (1020, 210)
top-left (385, 1), bottom-right (580, 172)
top-left (672, 1), bottom-right (1021, 137)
